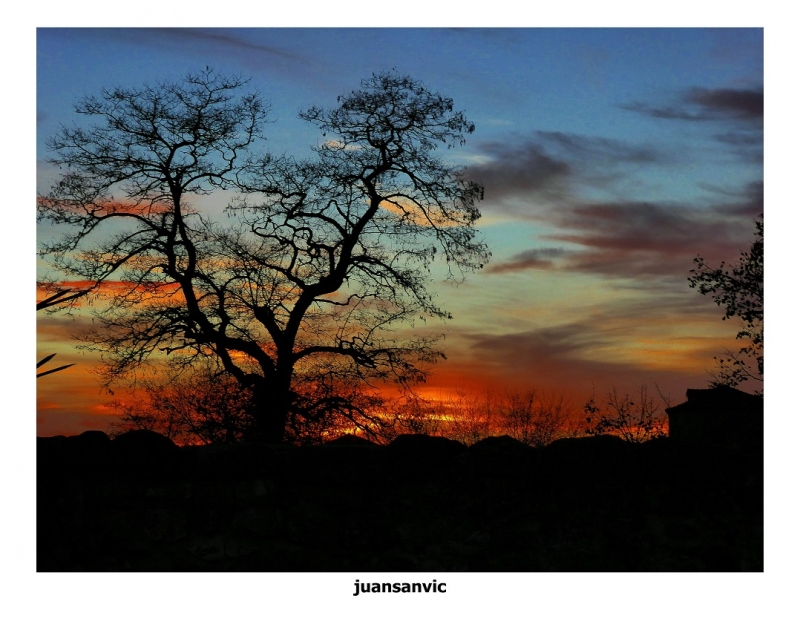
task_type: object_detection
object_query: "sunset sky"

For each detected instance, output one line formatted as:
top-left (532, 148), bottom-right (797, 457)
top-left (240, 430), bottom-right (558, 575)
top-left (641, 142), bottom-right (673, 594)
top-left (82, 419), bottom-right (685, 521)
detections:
top-left (36, 27), bottom-right (764, 436)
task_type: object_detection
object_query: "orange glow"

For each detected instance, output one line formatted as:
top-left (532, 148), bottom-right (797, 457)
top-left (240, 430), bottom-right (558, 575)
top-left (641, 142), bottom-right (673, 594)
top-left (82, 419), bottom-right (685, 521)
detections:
top-left (36, 229), bottom-right (752, 439)
top-left (38, 279), bottom-right (182, 304)
top-left (38, 196), bottom-right (173, 217)
top-left (378, 196), bottom-right (463, 228)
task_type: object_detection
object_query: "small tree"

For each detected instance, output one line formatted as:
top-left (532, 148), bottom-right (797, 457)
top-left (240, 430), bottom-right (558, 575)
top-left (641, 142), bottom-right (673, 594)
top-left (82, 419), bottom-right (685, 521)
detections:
top-left (443, 388), bottom-right (497, 446)
top-left (379, 390), bottom-right (446, 440)
top-left (501, 388), bottom-right (571, 448)
top-left (38, 69), bottom-right (488, 443)
top-left (689, 216), bottom-right (763, 390)
top-left (584, 386), bottom-right (666, 443)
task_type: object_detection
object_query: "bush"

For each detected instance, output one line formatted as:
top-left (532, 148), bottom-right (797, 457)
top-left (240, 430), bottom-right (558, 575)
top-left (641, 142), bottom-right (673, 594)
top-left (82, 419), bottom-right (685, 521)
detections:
top-left (583, 385), bottom-right (667, 443)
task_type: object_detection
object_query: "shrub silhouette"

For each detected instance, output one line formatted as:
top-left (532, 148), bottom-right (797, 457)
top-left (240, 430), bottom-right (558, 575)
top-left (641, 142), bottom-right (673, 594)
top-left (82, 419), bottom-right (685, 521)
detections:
top-left (584, 385), bottom-right (666, 443)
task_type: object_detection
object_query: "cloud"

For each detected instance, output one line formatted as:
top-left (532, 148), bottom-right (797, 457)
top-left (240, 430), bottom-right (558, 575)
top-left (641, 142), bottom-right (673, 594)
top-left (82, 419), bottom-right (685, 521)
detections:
top-left (714, 131), bottom-right (762, 147)
top-left (478, 181), bottom-right (762, 280)
top-left (450, 321), bottom-right (720, 399)
top-left (485, 247), bottom-right (567, 274)
top-left (537, 131), bottom-right (661, 165)
top-left (421, 272), bottom-right (750, 404)
top-left (98, 28), bottom-right (309, 69)
top-left (622, 87), bottom-right (763, 122)
top-left (57, 28), bottom-right (320, 85)
top-left (687, 88), bottom-right (763, 119)
top-left (466, 141), bottom-right (571, 201)
top-left (555, 201), bottom-right (718, 255)
top-left (712, 180), bottom-right (763, 218)
top-left (537, 184), bottom-right (762, 280)
top-left (36, 280), bottom-right (181, 311)
top-left (467, 132), bottom-right (666, 204)
top-left (155, 28), bottom-right (306, 62)
top-left (37, 315), bottom-right (98, 343)
top-left (713, 130), bottom-right (763, 164)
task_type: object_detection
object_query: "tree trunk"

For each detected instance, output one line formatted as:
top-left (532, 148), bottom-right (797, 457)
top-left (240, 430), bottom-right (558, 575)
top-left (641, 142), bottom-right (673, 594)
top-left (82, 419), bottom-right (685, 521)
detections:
top-left (248, 379), bottom-right (292, 444)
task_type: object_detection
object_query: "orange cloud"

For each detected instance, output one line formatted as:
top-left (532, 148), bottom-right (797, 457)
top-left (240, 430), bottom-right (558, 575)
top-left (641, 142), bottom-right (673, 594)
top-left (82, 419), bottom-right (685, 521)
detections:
top-left (38, 195), bottom-right (173, 217)
top-left (38, 280), bottom-right (184, 312)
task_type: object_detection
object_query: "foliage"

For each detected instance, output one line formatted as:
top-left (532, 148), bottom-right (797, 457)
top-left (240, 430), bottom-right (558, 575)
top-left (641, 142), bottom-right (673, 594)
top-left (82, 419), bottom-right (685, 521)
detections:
top-left (38, 69), bottom-right (488, 443)
top-left (584, 386), bottom-right (667, 443)
top-left (36, 287), bottom-right (78, 378)
top-left (36, 353), bottom-right (75, 378)
top-left (689, 217), bottom-right (763, 390)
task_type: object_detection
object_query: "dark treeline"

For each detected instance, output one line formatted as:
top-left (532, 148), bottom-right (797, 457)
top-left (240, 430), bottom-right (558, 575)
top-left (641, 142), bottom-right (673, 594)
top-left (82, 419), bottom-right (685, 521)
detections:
top-left (37, 423), bottom-right (762, 571)
top-left (111, 368), bottom-right (668, 447)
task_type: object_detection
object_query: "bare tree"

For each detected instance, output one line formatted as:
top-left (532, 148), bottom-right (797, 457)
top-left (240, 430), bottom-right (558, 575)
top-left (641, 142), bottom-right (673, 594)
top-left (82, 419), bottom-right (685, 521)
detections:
top-left (442, 387), bottom-right (496, 445)
top-left (378, 390), bottom-right (447, 440)
top-left (36, 284), bottom-right (92, 311)
top-left (584, 385), bottom-right (667, 443)
top-left (38, 69), bottom-right (488, 443)
top-left (501, 388), bottom-right (572, 448)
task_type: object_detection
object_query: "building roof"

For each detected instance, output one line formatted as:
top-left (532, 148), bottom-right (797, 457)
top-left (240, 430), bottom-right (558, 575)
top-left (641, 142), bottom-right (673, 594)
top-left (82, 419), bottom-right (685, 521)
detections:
top-left (666, 386), bottom-right (762, 418)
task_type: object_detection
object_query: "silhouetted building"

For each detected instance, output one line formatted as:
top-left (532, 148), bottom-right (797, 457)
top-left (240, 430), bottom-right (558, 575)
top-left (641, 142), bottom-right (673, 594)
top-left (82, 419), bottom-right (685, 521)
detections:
top-left (666, 386), bottom-right (763, 451)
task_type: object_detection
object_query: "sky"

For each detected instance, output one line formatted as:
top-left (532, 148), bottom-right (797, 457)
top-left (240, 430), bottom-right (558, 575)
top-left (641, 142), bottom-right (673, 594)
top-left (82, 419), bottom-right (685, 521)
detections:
top-left (35, 27), bottom-right (765, 435)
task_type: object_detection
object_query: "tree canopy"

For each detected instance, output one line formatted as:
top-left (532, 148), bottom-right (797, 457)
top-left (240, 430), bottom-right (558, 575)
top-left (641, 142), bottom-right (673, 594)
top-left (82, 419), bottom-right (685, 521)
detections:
top-left (38, 69), bottom-right (489, 443)
top-left (689, 216), bottom-right (763, 390)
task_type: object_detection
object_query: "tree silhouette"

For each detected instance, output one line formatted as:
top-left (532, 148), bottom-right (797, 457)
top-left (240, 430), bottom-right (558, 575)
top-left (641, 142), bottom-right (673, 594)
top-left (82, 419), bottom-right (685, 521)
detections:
top-left (584, 386), bottom-right (666, 443)
top-left (500, 388), bottom-right (571, 448)
top-left (36, 286), bottom-right (80, 378)
top-left (36, 285), bottom-right (91, 311)
top-left (110, 366), bottom-right (253, 445)
top-left (36, 353), bottom-right (75, 378)
top-left (38, 69), bottom-right (488, 443)
top-left (689, 216), bottom-right (763, 390)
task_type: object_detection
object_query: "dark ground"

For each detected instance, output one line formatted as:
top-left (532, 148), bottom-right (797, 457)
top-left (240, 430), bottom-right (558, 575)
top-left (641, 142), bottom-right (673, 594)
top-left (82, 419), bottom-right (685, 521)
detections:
top-left (37, 431), bottom-right (762, 571)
